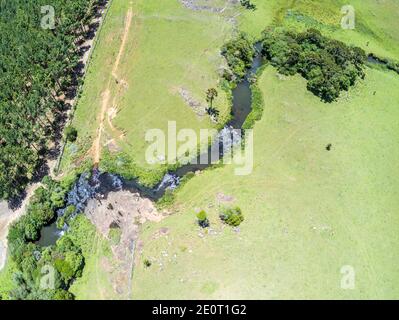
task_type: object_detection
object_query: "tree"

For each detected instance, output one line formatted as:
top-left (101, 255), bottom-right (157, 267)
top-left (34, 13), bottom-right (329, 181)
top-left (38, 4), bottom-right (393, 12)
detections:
top-left (206, 88), bottom-right (218, 108)
top-left (240, 0), bottom-right (257, 10)
top-left (220, 207), bottom-right (244, 227)
top-left (222, 32), bottom-right (255, 80)
top-left (196, 210), bottom-right (210, 228)
top-left (65, 126), bottom-right (78, 142)
top-left (0, 0), bottom-right (99, 200)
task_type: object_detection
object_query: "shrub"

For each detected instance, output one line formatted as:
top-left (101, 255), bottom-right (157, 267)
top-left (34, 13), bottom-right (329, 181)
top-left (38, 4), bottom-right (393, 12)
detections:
top-left (220, 207), bottom-right (244, 227)
top-left (240, 0), bottom-right (256, 10)
top-left (196, 210), bottom-right (210, 228)
top-left (144, 259), bottom-right (152, 268)
top-left (65, 126), bottom-right (78, 142)
top-left (56, 205), bottom-right (76, 229)
top-left (222, 32), bottom-right (255, 81)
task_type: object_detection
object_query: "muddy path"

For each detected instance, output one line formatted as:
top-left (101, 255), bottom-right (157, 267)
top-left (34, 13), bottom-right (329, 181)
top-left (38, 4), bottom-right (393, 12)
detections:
top-left (91, 8), bottom-right (133, 165)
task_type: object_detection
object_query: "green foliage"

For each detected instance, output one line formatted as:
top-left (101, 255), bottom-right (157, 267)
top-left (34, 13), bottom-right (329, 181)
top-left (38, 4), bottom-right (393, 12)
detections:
top-left (100, 150), bottom-right (167, 188)
top-left (206, 88), bottom-right (220, 120)
top-left (156, 189), bottom-right (176, 209)
top-left (243, 78), bottom-right (265, 130)
top-left (196, 210), bottom-right (210, 228)
top-left (4, 175), bottom-right (89, 300)
top-left (261, 28), bottom-right (367, 102)
top-left (144, 259), bottom-right (152, 268)
top-left (56, 205), bottom-right (76, 229)
top-left (222, 32), bottom-right (256, 81)
top-left (65, 126), bottom-right (78, 143)
top-left (52, 289), bottom-right (74, 300)
top-left (240, 0), bottom-right (257, 11)
top-left (206, 88), bottom-right (218, 106)
top-left (220, 207), bottom-right (244, 227)
top-left (0, 0), bottom-right (99, 200)
top-left (67, 215), bottom-right (97, 256)
top-left (0, 259), bottom-right (18, 300)
top-left (196, 210), bottom-right (207, 222)
top-left (8, 177), bottom-right (69, 261)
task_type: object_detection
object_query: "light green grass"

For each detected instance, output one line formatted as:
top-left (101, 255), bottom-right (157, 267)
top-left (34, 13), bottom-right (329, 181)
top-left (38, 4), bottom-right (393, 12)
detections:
top-left (61, 0), bottom-right (237, 178)
top-left (62, 0), bottom-right (399, 299)
top-left (131, 66), bottom-right (399, 299)
top-left (68, 216), bottom-right (116, 300)
top-left (238, 0), bottom-right (399, 60)
top-left (0, 258), bottom-right (17, 300)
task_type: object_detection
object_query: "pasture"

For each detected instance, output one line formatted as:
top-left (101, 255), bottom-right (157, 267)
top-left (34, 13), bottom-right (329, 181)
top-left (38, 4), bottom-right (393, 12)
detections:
top-left (50, 0), bottom-right (399, 299)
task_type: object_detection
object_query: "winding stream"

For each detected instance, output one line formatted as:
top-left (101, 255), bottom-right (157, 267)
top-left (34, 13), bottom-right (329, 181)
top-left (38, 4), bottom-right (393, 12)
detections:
top-left (37, 43), bottom-right (264, 246)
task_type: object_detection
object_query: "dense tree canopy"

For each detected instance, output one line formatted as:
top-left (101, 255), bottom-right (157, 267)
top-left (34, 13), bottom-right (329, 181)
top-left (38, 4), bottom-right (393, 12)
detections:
top-left (7, 176), bottom-right (84, 300)
top-left (0, 0), bottom-right (101, 199)
top-left (261, 28), bottom-right (367, 102)
top-left (221, 32), bottom-right (255, 81)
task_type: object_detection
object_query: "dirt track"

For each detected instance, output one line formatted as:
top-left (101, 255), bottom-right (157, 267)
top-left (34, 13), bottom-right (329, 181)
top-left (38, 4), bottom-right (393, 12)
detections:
top-left (92, 8), bottom-right (133, 165)
top-left (0, 184), bottom-right (41, 270)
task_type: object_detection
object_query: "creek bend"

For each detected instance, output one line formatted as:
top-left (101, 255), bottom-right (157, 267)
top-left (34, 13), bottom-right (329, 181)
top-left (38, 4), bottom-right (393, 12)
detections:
top-left (36, 43), bottom-right (264, 246)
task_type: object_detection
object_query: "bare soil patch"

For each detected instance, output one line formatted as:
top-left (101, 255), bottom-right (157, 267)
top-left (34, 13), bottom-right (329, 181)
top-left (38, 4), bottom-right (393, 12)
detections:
top-left (85, 190), bottom-right (168, 298)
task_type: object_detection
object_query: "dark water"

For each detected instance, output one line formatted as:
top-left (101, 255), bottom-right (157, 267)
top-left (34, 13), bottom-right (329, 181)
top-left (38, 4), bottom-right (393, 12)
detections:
top-left (36, 43), bottom-right (264, 246)
top-left (175, 42), bottom-right (264, 177)
top-left (36, 223), bottom-right (64, 247)
top-left (367, 54), bottom-right (387, 65)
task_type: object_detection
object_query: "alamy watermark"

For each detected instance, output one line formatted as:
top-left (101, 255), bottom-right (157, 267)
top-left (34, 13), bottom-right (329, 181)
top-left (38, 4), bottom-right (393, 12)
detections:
top-left (341, 5), bottom-right (356, 30)
top-left (340, 265), bottom-right (355, 290)
top-left (40, 265), bottom-right (55, 290)
top-left (145, 121), bottom-right (254, 176)
top-left (40, 5), bottom-right (55, 30)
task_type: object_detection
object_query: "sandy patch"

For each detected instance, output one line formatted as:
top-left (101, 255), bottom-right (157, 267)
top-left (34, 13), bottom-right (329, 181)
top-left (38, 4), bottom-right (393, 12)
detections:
top-left (84, 190), bottom-right (168, 298)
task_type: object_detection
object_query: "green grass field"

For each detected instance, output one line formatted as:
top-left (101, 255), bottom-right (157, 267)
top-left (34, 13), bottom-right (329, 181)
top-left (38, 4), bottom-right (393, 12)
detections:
top-left (131, 65), bottom-right (399, 299)
top-left (0, 259), bottom-right (17, 300)
top-left (60, 0), bottom-right (238, 180)
top-left (7, 0), bottom-right (395, 300)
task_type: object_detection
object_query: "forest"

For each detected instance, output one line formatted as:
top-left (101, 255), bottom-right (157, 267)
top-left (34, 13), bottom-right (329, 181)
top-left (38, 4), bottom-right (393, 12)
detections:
top-left (5, 176), bottom-right (83, 300)
top-left (0, 0), bottom-right (103, 200)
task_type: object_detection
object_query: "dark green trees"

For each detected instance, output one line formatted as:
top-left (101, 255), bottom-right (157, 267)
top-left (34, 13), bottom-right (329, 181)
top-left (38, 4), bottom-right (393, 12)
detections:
top-left (0, 0), bottom-right (100, 200)
top-left (7, 176), bottom-right (84, 300)
top-left (261, 28), bottom-right (367, 102)
top-left (222, 32), bottom-right (255, 81)
top-left (65, 126), bottom-right (78, 142)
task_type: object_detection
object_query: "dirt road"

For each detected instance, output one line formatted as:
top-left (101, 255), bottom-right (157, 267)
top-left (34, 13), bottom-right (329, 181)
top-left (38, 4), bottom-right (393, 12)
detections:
top-left (91, 8), bottom-right (133, 165)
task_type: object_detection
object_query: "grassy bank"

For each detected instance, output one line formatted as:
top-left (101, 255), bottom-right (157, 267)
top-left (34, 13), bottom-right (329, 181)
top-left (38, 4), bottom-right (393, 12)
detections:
top-left (131, 64), bottom-right (399, 299)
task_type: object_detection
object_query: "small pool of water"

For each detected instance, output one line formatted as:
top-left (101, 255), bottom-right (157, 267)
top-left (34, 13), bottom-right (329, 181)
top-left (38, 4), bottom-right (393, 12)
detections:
top-left (36, 222), bottom-right (63, 247)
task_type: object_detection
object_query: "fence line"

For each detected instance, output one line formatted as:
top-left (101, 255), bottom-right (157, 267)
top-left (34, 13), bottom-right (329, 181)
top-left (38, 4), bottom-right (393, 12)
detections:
top-left (54, 0), bottom-right (115, 175)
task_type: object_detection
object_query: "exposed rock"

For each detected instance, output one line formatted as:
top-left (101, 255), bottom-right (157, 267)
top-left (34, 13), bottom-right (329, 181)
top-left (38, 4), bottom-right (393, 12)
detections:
top-left (216, 192), bottom-right (235, 203)
top-left (178, 87), bottom-right (207, 117)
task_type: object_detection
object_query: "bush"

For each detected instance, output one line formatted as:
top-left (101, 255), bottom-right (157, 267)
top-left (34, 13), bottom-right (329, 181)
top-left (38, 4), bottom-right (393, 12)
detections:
top-left (56, 205), bottom-right (76, 229)
top-left (222, 32), bottom-right (255, 81)
top-left (196, 210), bottom-right (210, 228)
top-left (220, 207), bottom-right (244, 227)
top-left (240, 0), bottom-right (256, 10)
top-left (144, 259), bottom-right (152, 268)
top-left (65, 126), bottom-right (78, 142)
